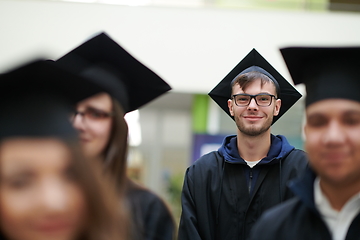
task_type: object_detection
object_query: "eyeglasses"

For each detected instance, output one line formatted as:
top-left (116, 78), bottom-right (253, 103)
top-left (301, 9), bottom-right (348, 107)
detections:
top-left (232, 93), bottom-right (277, 107)
top-left (70, 108), bottom-right (114, 122)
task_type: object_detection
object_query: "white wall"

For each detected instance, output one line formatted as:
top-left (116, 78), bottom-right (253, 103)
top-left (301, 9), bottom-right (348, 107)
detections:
top-left (1, 0), bottom-right (360, 94)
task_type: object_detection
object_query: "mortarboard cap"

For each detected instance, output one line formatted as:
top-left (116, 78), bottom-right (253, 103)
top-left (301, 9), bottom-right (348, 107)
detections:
top-left (0, 59), bottom-right (105, 139)
top-left (208, 48), bottom-right (302, 124)
top-left (280, 46), bottom-right (360, 107)
top-left (56, 32), bottom-right (171, 113)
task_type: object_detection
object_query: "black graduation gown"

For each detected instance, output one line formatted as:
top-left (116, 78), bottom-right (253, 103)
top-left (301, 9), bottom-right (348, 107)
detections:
top-left (126, 180), bottom-right (175, 240)
top-left (178, 149), bottom-right (308, 240)
top-left (250, 168), bottom-right (360, 240)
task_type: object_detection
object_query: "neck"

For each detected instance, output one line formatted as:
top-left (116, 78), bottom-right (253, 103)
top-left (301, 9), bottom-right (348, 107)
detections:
top-left (319, 178), bottom-right (360, 211)
top-left (237, 129), bottom-right (271, 162)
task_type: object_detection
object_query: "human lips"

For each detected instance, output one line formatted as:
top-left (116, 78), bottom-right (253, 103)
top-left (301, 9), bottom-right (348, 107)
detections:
top-left (243, 115), bottom-right (263, 121)
top-left (33, 220), bottom-right (75, 235)
top-left (323, 152), bottom-right (348, 162)
top-left (78, 134), bottom-right (91, 142)
top-left (316, 150), bottom-right (349, 166)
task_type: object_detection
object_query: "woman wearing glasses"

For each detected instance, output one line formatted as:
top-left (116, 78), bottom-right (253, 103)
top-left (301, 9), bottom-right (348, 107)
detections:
top-left (56, 32), bottom-right (175, 240)
top-left (0, 60), bottom-right (128, 240)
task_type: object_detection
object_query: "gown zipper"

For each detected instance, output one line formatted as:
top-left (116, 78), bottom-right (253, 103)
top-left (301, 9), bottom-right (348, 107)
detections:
top-left (248, 169), bottom-right (253, 193)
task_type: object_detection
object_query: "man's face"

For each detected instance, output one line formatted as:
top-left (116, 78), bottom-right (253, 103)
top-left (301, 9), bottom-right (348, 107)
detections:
top-left (227, 78), bottom-right (281, 137)
top-left (305, 99), bottom-right (360, 186)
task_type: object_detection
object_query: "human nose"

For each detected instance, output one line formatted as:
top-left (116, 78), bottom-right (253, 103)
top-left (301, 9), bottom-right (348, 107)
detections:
top-left (322, 120), bottom-right (345, 146)
top-left (247, 97), bottom-right (259, 110)
top-left (39, 180), bottom-right (70, 212)
top-left (72, 112), bottom-right (86, 131)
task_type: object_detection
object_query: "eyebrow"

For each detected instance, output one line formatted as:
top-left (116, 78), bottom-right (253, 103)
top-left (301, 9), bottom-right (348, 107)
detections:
top-left (85, 106), bottom-right (112, 113)
top-left (85, 106), bottom-right (102, 111)
top-left (344, 110), bottom-right (360, 115)
top-left (1, 167), bottom-right (35, 180)
top-left (236, 91), bottom-right (274, 96)
top-left (307, 109), bottom-right (360, 118)
top-left (238, 92), bottom-right (273, 95)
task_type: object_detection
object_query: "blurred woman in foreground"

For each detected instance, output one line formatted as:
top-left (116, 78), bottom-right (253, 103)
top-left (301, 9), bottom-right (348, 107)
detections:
top-left (0, 60), bottom-right (127, 240)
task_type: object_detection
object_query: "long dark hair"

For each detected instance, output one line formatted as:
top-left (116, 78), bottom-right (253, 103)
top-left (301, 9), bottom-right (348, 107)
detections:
top-left (70, 138), bottom-right (129, 240)
top-left (102, 98), bottom-right (129, 192)
top-left (101, 98), bottom-right (175, 240)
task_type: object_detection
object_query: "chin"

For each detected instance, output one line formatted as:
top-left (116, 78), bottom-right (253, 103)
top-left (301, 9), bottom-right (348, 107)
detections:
top-left (318, 167), bottom-right (353, 185)
top-left (83, 148), bottom-right (99, 159)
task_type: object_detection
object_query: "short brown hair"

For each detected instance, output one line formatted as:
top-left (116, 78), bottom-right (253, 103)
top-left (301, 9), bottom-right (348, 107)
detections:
top-left (231, 71), bottom-right (280, 97)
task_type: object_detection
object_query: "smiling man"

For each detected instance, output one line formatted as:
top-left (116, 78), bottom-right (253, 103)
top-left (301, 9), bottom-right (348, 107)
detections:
top-left (250, 47), bottom-right (360, 240)
top-left (178, 49), bottom-right (308, 240)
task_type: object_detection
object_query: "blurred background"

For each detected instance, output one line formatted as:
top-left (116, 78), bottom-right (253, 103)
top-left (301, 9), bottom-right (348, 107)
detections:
top-left (1, 0), bottom-right (360, 223)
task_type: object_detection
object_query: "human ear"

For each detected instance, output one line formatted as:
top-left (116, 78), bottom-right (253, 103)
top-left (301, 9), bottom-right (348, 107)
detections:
top-left (228, 99), bottom-right (234, 116)
top-left (273, 99), bottom-right (281, 116)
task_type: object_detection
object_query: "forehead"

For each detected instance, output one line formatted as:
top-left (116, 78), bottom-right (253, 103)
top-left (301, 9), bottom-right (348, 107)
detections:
top-left (0, 138), bottom-right (70, 172)
top-left (306, 99), bottom-right (360, 117)
top-left (233, 78), bottom-right (277, 94)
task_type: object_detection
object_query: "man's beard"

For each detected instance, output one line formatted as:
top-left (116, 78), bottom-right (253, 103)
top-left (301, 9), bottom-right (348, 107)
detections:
top-left (235, 115), bottom-right (273, 137)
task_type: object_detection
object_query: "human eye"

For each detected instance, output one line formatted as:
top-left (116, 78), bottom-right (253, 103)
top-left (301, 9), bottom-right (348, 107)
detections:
top-left (4, 174), bottom-right (33, 190)
top-left (257, 95), bottom-right (271, 102)
top-left (307, 114), bottom-right (328, 128)
top-left (343, 112), bottom-right (360, 126)
top-left (235, 95), bottom-right (250, 103)
top-left (86, 108), bottom-right (110, 120)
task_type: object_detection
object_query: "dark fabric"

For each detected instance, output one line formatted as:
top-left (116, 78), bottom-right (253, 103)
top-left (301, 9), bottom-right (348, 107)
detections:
top-left (0, 59), bottom-right (104, 139)
top-left (219, 134), bottom-right (292, 196)
top-left (178, 134), bottom-right (308, 240)
top-left (56, 32), bottom-right (171, 113)
top-left (208, 48), bottom-right (302, 124)
top-left (250, 167), bottom-right (360, 240)
top-left (126, 180), bottom-right (175, 240)
top-left (280, 47), bottom-right (360, 107)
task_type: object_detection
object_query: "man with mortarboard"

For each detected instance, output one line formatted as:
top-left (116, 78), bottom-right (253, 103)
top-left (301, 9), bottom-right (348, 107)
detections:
top-left (178, 49), bottom-right (308, 240)
top-left (250, 47), bottom-right (360, 240)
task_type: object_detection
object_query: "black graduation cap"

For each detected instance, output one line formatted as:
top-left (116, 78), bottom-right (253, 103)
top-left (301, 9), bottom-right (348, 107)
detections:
top-left (56, 32), bottom-right (171, 113)
top-left (208, 48), bottom-right (302, 125)
top-left (0, 59), bottom-right (104, 139)
top-left (280, 46), bottom-right (360, 107)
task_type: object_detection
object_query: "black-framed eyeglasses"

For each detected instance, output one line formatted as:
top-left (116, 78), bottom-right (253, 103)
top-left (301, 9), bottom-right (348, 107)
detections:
top-left (70, 108), bottom-right (114, 122)
top-left (232, 93), bottom-right (277, 107)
